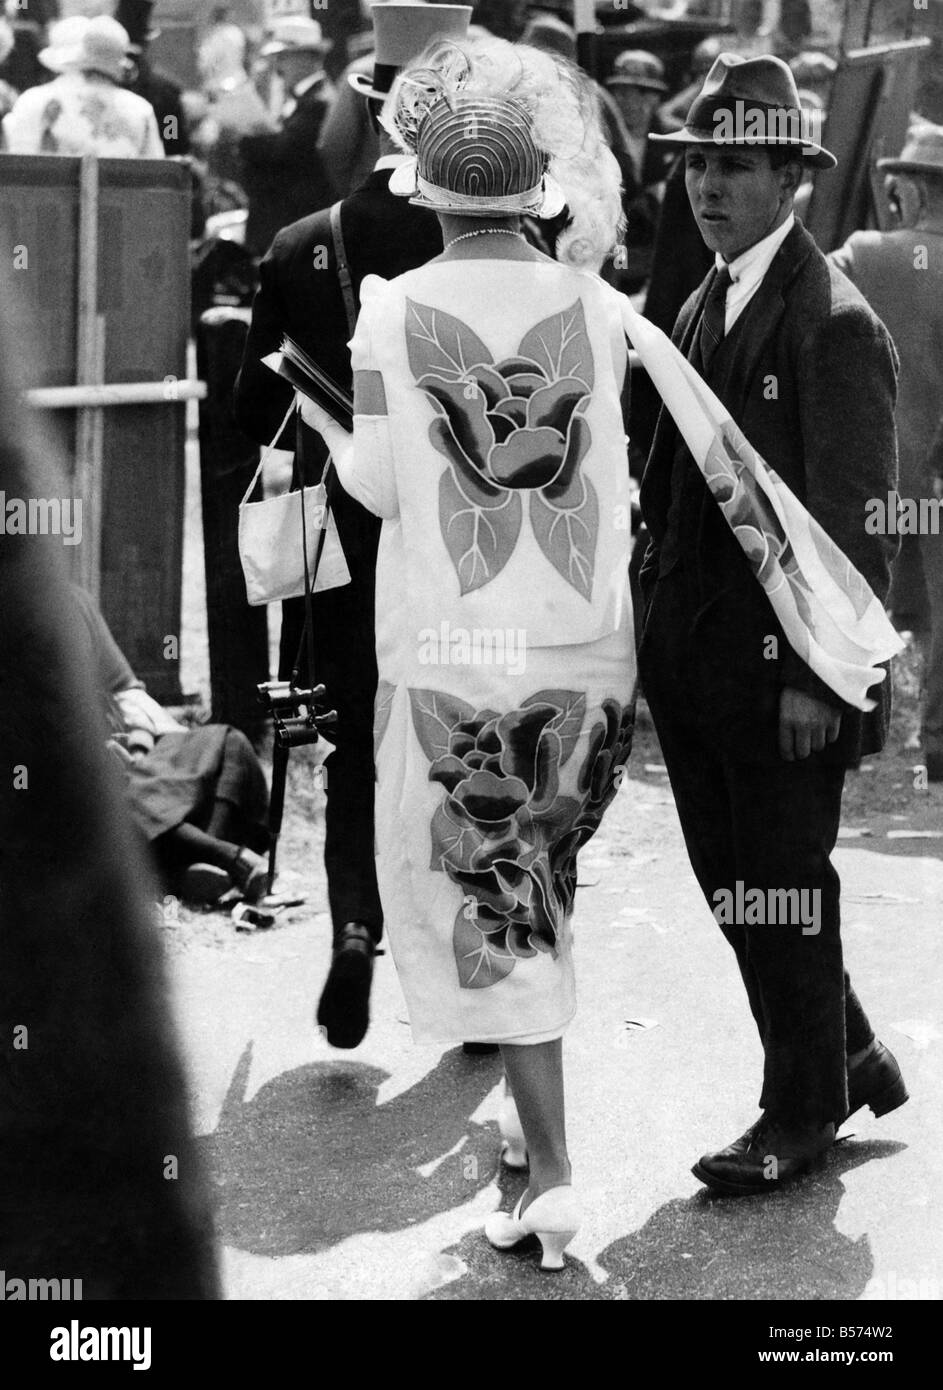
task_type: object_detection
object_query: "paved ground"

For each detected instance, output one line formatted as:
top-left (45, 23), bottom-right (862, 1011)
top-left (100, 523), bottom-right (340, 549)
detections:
top-left (169, 422), bottom-right (942, 1302)
top-left (164, 727), bottom-right (942, 1302)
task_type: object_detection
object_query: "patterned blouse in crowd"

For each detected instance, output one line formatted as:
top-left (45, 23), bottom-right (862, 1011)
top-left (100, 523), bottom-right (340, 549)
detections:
top-left (3, 70), bottom-right (163, 158)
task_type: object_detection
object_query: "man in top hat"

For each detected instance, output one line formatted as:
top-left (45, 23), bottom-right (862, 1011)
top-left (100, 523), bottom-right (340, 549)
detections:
top-left (3, 13), bottom-right (162, 157)
top-left (637, 53), bottom-right (908, 1194)
top-left (604, 50), bottom-right (676, 292)
top-left (234, 4), bottom-right (472, 1050)
top-left (115, 0), bottom-right (189, 156)
top-left (240, 16), bottom-right (336, 256)
top-left (831, 122), bottom-right (943, 784)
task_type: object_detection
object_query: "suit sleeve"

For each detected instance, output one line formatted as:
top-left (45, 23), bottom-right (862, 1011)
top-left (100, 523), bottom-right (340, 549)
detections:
top-left (233, 234), bottom-right (296, 448)
top-left (781, 304), bottom-right (900, 701)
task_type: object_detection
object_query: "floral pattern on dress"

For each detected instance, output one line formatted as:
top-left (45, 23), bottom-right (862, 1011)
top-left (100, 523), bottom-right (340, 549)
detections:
top-left (409, 686), bottom-right (634, 989)
top-left (405, 298), bottom-right (599, 600)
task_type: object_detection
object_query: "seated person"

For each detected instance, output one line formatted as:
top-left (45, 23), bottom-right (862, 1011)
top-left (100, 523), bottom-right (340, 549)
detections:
top-left (72, 585), bottom-right (269, 906)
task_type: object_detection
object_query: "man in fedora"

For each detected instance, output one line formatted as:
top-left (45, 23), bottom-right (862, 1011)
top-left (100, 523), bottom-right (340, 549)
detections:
top-left (234, 4), bottom-right (472, 1050)
top-left (240, 17), bottom-right (336, 256)
top-left (831, 122), bottom-right (943, 784)
top-left (637, 53), bottom-right (908, 1194)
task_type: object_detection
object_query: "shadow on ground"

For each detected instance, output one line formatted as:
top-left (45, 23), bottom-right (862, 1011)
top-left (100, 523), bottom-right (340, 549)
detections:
top-left (425, 1137), bottom-right (907, 1300)
top-left (199, 1043), bottom-right (502, 1256)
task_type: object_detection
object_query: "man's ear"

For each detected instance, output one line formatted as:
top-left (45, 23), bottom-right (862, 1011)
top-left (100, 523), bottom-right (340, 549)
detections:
top-left (779, 157), bottom-right (804, 199)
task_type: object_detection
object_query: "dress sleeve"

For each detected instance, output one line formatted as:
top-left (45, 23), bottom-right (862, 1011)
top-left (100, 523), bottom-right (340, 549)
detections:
top-left (337, 276), bottom-right (399, 520)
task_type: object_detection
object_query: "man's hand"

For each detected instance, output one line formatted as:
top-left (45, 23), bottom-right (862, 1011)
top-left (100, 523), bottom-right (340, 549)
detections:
top-left (779, 687), bottom-right (842, 761)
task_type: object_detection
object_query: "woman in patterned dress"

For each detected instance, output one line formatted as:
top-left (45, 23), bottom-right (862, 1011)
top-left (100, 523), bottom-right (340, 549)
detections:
top-left (300, 36), bottom-right (634, 1269)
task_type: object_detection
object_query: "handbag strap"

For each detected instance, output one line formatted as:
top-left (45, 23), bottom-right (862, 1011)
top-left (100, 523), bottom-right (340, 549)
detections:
top-left (329, 199), bottom-right (358, 337)
top-left (240, 397), bottom-right (297, 507)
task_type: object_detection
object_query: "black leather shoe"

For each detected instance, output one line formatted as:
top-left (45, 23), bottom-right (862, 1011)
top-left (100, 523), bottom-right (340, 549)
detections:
top-left (693, 1115), bottom-right (835, 1196)
top-left (844, 1040), bottom-right (909, 1122)
top-left (316, 922), bottom-right (380, 1049)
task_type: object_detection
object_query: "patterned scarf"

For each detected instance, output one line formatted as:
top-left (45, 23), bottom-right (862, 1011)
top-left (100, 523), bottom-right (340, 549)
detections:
top-left (621, 297), bottom-right (903, 711)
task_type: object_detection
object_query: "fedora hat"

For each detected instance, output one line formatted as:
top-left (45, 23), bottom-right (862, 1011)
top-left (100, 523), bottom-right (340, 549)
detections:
top-left (650, 52), bottom-right (836, 169)
top-left (607, 50), bottom-right (667, 94)
top-left (261, 17), bottom-right (332, 58)
top-left (877, 120), bottom-right (943, 177)
top-left (388, 94), bottom-right (566, 218)
top-left (40, 15), bottom-right (132, 83)
top-left (348, 3), bottom-right (472, 103)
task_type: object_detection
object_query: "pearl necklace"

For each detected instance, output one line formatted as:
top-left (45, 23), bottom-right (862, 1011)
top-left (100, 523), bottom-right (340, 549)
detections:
top-left (444, 227), bottom-right (527, 250)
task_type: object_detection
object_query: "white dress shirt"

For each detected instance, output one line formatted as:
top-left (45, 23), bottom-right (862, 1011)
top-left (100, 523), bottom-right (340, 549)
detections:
top-left (717, 211), bottom-right (795, 334)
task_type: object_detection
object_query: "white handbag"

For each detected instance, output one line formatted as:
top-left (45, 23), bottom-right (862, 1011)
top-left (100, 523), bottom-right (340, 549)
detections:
top-left (237, 402), bottom-right (351, 607)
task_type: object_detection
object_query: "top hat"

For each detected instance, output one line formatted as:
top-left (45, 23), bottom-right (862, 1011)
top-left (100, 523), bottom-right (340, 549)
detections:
top-left (607, 50), bottom-right (667, 94)
top-left (261, 17), bottom-right (333, 59)
top-left (40, 15), bottom-right (131, 82)
top-left (114, 0), bottom-right (159, 51)
top-left (877, 121), bottom-right (943, 178)
top-left (650, 52), bottom-right (836, 168)
top-left (388, 94), bottom-right (566, 218)
top-left (348, 3), bottom-right (472, 102)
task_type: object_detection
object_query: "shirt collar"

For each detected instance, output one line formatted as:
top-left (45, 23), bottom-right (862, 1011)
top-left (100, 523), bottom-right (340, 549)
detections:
top-left (716, 211), bottom-right (795, 284)
top-left (374, 153), bottom-right (412, 171)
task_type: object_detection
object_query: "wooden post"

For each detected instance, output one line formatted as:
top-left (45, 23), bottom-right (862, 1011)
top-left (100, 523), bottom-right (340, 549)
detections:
top-left (74, 154), bottom-right (105, 599)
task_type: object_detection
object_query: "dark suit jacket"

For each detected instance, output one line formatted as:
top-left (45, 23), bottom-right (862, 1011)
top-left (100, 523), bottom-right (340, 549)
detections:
top-left (240, 80), bottom-right (336, 255)
top-left (639, 219), bottom-right (900, 765)
top-left (233, 167), bottom-right (443, 571)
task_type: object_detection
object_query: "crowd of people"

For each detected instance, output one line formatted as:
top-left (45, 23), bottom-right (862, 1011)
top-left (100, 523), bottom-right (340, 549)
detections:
top-left (3, 1), bottom-right (941, 1274)
top-left (0, 1), bottom-right (849, 259)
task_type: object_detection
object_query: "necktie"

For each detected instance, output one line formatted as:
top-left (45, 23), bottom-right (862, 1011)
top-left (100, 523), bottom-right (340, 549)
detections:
top-left (696, 265), bottom-right (732, 372)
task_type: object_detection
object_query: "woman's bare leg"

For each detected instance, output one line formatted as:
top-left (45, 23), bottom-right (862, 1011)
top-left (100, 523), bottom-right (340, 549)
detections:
top-left (500, 1038), bottom-right (571, 1205)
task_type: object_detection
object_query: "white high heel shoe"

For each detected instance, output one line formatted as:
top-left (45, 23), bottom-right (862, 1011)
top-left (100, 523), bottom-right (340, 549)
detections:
top-left (484, 1186), bottom-right (582, 1271)
top-left (498, 1093), bottom-right (528, 1170)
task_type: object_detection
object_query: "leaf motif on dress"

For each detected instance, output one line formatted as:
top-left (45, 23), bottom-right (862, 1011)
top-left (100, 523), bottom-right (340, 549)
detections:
top-left (518, 300), bottom-right (594, 391)
top-left (529, 475), bottom-right (599, 600)
top-left (439, 466), bottom-right (522, 594)
top-left (405, 298), bottom-right (493, 382)
top-left (453, 909), bottom-right (518, 989)
top-left (408, 686), bottom-right (477, 763)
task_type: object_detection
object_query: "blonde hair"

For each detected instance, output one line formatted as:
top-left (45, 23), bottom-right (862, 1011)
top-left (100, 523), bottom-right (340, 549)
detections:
top-left (382, 36), bottom-right (624, 272)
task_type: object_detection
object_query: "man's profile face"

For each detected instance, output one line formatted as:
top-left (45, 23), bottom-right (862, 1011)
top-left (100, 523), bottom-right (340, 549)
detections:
top-left (684, 144), bottom-right (797, 259)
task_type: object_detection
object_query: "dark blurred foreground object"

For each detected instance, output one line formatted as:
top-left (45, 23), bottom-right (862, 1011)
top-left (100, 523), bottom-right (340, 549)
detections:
top-left (0, 312), bottom-right (219, 1299)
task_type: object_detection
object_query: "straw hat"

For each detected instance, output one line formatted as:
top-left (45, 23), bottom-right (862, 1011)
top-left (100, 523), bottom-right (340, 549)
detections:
top-left (877, 121), bottom-right (943, 178)
top-left (261, 17), bottom-right (332, 59)
top-left (607, 50), bottom-right (668, 94)
top-left (388, 94), bottom-right (565, 218)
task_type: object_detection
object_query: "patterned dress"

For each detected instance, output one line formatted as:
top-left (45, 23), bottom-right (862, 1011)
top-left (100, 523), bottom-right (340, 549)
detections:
top-left (335, 258), bottom-right (636, 1043)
